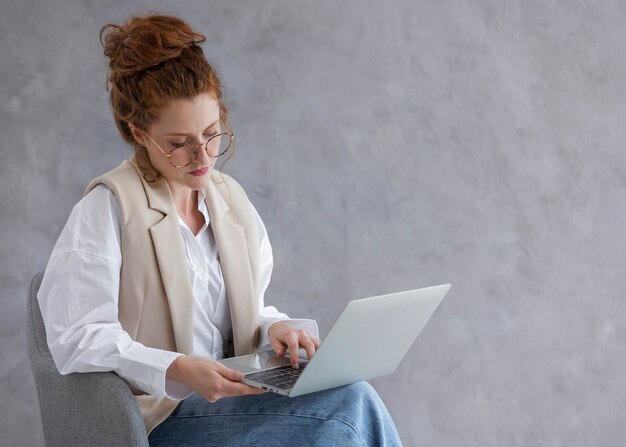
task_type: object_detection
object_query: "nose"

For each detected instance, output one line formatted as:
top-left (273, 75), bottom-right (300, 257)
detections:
top-left (194, 140), bottom-right (213, 164)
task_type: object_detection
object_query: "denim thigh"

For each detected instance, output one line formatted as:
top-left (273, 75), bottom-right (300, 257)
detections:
top-left (148, 381), bottom-right (401, 447)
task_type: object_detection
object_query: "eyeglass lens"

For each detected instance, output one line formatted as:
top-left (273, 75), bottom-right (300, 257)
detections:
top-left (169, 133), bottom-right (233, 168)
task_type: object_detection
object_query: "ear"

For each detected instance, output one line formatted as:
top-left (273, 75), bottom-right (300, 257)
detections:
top-left (128, 123), bottom-right (148, 148)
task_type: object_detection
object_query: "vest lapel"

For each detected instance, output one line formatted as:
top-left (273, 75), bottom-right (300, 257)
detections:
top-left (204, 176), bottom-right (259, 356)
top-left (132, 160), bottom-right (195, 355)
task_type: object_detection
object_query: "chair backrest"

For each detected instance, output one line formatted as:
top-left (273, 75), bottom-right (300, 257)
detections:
top-left (27, 272), bottom-right (149, 447)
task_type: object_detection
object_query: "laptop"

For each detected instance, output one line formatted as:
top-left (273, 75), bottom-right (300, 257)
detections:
top-left (220, 284), bottom-right (450, 397)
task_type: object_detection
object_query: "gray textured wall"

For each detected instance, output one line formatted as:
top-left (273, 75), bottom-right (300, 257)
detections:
top-left (2, 0), bottom-right (626, 445)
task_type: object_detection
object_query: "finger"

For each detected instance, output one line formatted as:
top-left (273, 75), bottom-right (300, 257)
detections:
top-left (269, 322), bottom-right (289, 357)
top-left (285, 334), bottom-right (301, 368)
top-left (270, 337), bottom-right (286, 358)
top-left (312, 337), bottom-right (321, 349)
top-left (220, 380), bottom-right (266, 398)
top-left (213, 362), bottom-right (244, 382)
top-left (300, 335), bottom-right (317, 360)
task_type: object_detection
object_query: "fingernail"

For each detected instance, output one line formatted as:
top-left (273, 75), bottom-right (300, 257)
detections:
top-left (293, 363), bottom-right (299, 369)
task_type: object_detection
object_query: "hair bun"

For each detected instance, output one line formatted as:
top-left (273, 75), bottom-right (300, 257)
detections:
top-left (100, 14), bottom-right (206, 78)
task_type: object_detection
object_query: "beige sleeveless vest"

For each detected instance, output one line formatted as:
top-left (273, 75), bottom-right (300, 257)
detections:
top-left (85, 158), bottom-right (261, 433)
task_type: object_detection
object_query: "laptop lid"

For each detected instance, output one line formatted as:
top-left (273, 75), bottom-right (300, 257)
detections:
top-left (289, 284), bottom-right (450, 396)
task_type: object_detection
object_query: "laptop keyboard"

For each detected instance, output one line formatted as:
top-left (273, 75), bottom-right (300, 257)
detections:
top-left (245, 362), bottom-right (308, 389)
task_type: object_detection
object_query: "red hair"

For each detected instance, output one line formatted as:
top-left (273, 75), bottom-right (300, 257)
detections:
top-left (100, 14), bottom-right (227, 180)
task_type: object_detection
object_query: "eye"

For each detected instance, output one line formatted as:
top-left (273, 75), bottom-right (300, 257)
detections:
top-left (170, 142), bottom-right (186, 149)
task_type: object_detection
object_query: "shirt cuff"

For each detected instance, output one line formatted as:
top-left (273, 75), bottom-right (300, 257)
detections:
top-left (118, 345), bottom-right (190, 400)
top-left (257, 317), bottom-right (320, 352)
top-left (164, 377), bottom-right (193, 401)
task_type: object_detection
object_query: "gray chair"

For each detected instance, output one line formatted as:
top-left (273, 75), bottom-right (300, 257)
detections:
top-left (27, 272), bottom-right (149, 447)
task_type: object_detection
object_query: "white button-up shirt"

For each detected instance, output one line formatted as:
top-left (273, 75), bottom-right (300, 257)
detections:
top-left (38, 184), bottom-right (318, 399)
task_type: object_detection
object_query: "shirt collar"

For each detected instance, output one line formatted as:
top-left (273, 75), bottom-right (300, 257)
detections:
top-left (177, 189), bottom-right (210, 235)
top-left (197, 189), bottom-right (210, 228)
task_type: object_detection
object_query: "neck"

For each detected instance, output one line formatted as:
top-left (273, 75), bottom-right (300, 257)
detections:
top-left (167, 181), bottom-right (198, 216)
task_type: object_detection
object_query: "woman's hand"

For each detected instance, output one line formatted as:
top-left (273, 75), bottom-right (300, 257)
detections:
top-left (166, 355), bottom-right (265, 403)
top-left (268, 322), bottom-right (321, 369)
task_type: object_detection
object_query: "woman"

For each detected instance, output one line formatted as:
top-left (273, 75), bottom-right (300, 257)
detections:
top-left (38, 13), bottom-right (401, 446)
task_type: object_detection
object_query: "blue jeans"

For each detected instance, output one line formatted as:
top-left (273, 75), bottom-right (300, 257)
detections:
top-left (148, 381), bottom-right (402, 446)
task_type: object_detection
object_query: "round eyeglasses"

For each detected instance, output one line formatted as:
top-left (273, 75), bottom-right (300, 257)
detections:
top-left (141, 121), bottom-right (234, 168)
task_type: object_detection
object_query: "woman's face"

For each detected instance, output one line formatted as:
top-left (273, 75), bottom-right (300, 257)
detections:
top-left (135, 93), bottom-right (222, 193)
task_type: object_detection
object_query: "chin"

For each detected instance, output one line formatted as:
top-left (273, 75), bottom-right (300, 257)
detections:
top-left (188, 173), bottom-right (212, 190)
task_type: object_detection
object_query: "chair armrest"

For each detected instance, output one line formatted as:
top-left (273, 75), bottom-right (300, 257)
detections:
top-left (33, 369), bottom-right (149, 447)
top-left (28, 272), bottom-right (149, 447)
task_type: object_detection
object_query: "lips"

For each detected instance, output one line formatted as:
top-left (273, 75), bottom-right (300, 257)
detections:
top-left (188, 166), bottom-right (210, 177)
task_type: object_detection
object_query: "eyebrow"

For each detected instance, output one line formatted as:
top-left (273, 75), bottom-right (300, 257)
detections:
top-left (164, 119), bottom-right (219, 137)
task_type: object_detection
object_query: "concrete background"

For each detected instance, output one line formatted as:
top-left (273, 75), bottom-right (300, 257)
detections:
top-left (2, 0), bottom-right (626, 445)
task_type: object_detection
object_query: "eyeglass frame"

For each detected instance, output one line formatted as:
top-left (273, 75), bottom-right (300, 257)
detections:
top-left (139, 119), bottom-right (234, 168)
